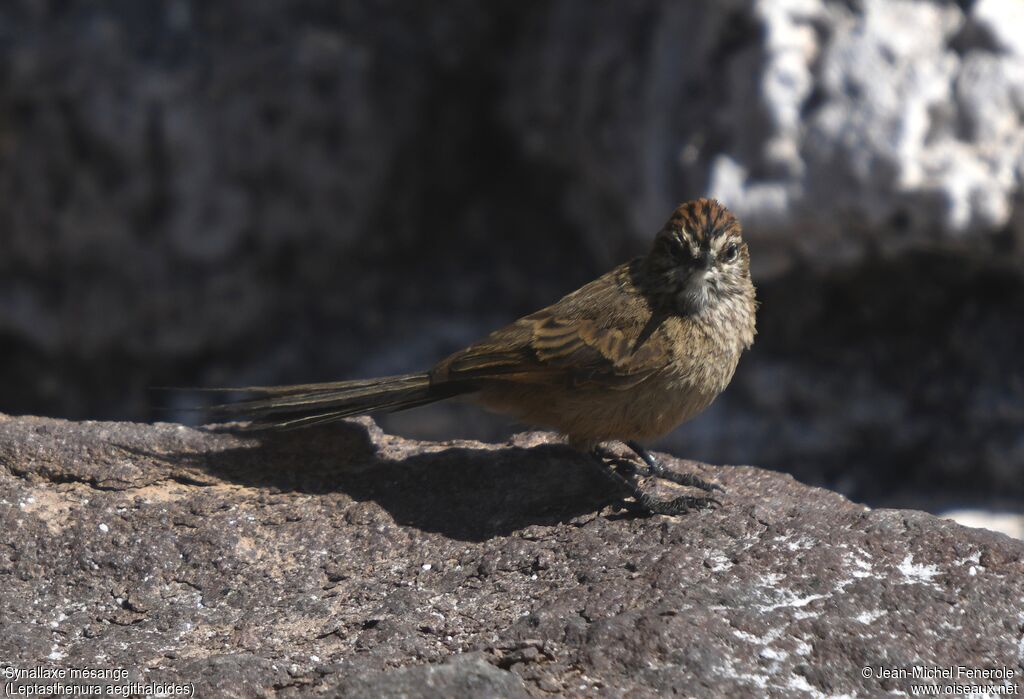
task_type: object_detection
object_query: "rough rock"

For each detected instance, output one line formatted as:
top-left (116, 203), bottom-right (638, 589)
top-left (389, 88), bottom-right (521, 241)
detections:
top-left (507, 0), bottom-right (1024, 272)
top-left (1, 0), bottom-right (1022, 571)
top-left (0, 0), bottom-right (584, 419)
top-left (1, 413), bottom-right (1022, 698)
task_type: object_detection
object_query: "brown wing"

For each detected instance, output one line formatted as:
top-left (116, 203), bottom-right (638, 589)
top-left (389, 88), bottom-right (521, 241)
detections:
top-left (434, 263), bottom-right (668, 390)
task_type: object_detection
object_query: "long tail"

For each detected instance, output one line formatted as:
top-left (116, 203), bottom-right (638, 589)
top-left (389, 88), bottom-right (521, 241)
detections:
top-left (204, 373), bottom-right (470, 430)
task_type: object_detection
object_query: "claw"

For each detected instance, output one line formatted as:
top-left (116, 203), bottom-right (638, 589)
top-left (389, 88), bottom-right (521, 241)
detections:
top-left (638, 493), bottom-right (721, 515)
top-left (624, 440), bottom-right (724, 494)
top-left (661, 471), bottom-right (724, 494)
top-left (590, 445), bottom-right (724, 517)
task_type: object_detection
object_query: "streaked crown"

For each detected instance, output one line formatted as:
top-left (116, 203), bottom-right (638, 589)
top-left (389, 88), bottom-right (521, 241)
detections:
top-left (662, 198), bottom-right (741, 245)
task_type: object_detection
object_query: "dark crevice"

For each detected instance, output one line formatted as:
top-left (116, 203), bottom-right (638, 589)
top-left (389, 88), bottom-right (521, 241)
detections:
top-left (162, 473), bottom-right (217, 488)
top-left (949, 14), bottom-right (1003, 56)
top-left (6, 470), bottom-right (134, 491)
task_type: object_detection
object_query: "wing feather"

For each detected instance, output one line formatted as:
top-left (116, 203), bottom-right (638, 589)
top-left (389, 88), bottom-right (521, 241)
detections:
top-left (436, 264), bottom-right (669, 391)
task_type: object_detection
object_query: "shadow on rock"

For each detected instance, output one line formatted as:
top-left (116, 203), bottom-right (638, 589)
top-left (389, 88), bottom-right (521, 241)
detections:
top-left (124, 419), bottom-right (616, 541)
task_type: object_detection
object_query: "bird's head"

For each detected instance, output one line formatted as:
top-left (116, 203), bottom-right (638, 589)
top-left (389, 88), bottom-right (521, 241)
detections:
top-left (644, 199), bottom-right (752, 315)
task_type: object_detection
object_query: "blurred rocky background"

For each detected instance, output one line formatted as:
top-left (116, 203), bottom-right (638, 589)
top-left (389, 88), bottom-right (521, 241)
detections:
top-left (0, 0), bottom-right (1022, 515)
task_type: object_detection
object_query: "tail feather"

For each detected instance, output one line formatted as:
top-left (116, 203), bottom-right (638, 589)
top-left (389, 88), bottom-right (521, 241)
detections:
top-left (205, 372), bottom-right (469, 429)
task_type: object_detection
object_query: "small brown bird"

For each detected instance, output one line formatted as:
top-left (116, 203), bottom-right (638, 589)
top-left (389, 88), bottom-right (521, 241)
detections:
top-left (212, 198), bottom-right (757, 514)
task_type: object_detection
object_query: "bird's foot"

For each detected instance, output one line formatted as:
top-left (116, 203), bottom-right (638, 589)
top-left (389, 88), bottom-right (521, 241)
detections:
top-left (590, 445), bottom-right (723, 516)
top-left (636, 491), bottom-right (722, 515)
top-left (592, 446), bottom-right (641, 477)
top-left (625, 440), bottom-right (723, 493)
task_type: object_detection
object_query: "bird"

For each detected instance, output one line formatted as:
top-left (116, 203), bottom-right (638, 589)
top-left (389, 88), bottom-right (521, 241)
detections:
top-left (207, 198), bottom-right (757, 514)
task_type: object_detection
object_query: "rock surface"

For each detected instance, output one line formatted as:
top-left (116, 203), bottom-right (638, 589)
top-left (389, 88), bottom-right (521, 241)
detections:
top-left (1, 413), bottom-right (1022, 697)
top-left (1, 1), bottom-right (1022, 511)
top-left (508, 0), bottom-right (1024, 271)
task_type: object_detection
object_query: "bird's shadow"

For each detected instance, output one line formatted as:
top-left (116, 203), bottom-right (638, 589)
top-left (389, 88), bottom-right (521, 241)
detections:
top-left (127, 420), bottom-right (625, 541)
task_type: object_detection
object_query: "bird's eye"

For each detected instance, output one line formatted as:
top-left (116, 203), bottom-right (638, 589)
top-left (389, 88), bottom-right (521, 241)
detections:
top-left (667, 234), bottom-right (690, 260)
top-left (722, 243), bottom-right (739, 262)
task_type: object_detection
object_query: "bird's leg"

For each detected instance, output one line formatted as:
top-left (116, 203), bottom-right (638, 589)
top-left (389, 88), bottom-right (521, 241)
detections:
top-left (590, 446), bottom-right (719, 515)
top-left (592, 445), bottom-right (641, 478)
top-left (625, 440), bottom-right (724, 493)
